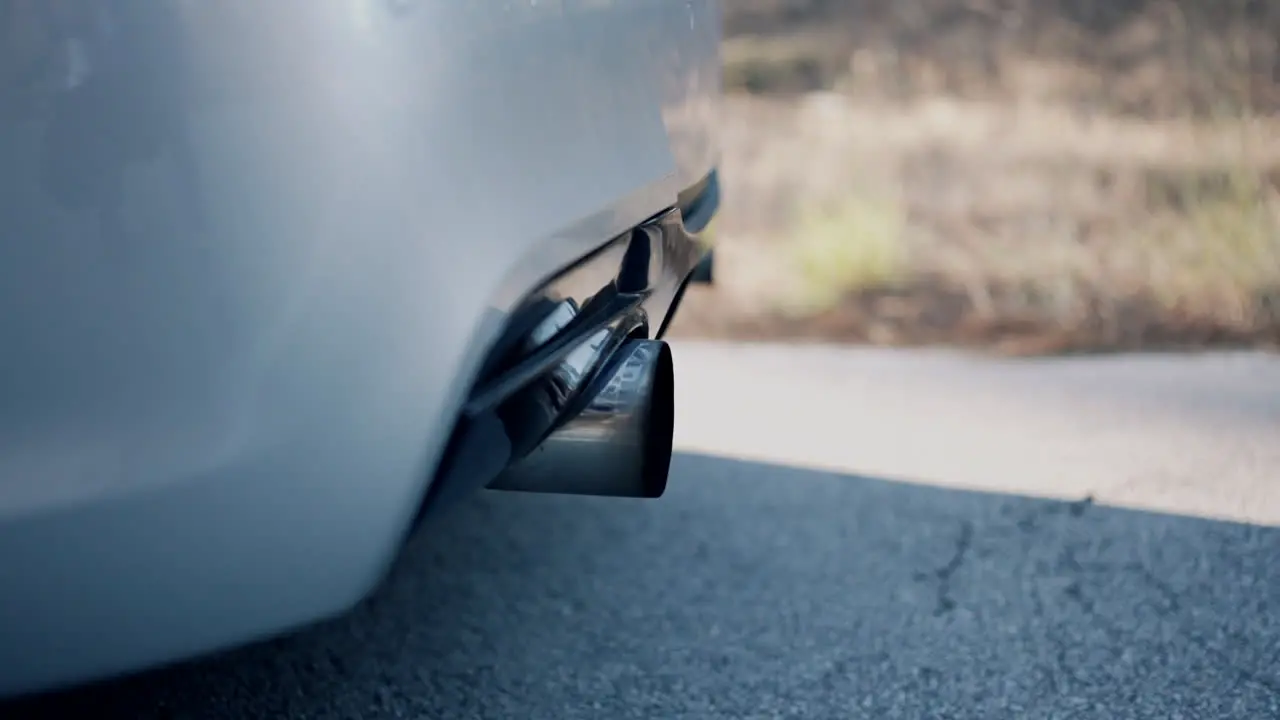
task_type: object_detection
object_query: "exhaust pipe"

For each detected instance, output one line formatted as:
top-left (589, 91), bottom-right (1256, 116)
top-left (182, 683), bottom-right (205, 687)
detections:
top-left (486, 339), bottom-right (675, 498)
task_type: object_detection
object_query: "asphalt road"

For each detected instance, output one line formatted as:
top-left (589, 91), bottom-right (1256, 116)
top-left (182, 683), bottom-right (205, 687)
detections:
top-left (7, 343), bottom-right (1280, 719)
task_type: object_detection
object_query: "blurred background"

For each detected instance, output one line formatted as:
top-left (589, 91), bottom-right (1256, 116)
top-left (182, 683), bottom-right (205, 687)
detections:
top-left (669, 0), bottom-right (1280, 354)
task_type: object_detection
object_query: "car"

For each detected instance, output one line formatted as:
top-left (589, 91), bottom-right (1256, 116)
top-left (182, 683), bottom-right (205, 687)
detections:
top-left (0, 0), bottom-right (722, 697)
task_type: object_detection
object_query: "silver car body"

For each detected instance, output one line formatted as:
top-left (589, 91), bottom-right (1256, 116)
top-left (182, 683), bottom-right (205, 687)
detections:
top-left (0, 0), bottom-right (721, 695)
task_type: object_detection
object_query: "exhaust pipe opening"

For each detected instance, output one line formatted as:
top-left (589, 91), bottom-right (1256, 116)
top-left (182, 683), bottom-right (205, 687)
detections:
top-left (487, 339), bottom-right (676, 499)
top-left (639, 340), bottom-right (675, 498)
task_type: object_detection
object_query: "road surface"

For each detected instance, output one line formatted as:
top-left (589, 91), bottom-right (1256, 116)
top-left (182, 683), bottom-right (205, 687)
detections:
top-left (7, 343), bottom-right (1280, 719)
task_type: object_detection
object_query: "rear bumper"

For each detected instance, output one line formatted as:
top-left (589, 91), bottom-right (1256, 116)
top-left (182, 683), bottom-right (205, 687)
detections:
top-left (0, 174), bottom-right (717, 699)
top-left (0, 0), bottom-right (720, 696)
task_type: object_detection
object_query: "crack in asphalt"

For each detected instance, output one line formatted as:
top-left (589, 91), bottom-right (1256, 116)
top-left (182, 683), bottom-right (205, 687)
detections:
top-left (1054, 539), bottom-right (1280, 705)
top-left (944, 495), bottom-right (1277, 706)
top-left (917, 521), bottom-right (974, 617)
top-left (1127, 564), bottom-right (1280, 701)
top-left (1023, 498), bottom-right (1277, 705)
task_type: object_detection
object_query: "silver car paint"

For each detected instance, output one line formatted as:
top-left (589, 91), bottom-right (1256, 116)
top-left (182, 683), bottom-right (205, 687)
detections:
top-left (0, 0), bottom-right (721, 695)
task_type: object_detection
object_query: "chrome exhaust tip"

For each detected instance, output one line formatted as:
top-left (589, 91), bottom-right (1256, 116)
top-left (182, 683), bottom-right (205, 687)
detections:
top-left (486, 339), bottom-right (674, 498)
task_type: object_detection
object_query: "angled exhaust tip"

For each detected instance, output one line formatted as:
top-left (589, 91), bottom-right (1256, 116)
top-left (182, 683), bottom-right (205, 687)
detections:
top-left (487, 339), bottom-right (675, 499)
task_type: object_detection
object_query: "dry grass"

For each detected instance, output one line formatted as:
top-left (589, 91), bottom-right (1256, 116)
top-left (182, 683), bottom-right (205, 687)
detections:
top-left (669, 0), bottom-right (1280, 352)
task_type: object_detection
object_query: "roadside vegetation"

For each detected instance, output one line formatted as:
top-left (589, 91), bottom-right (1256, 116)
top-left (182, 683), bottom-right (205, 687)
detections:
top-left (670, 0), bottom-right (1280, 352)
